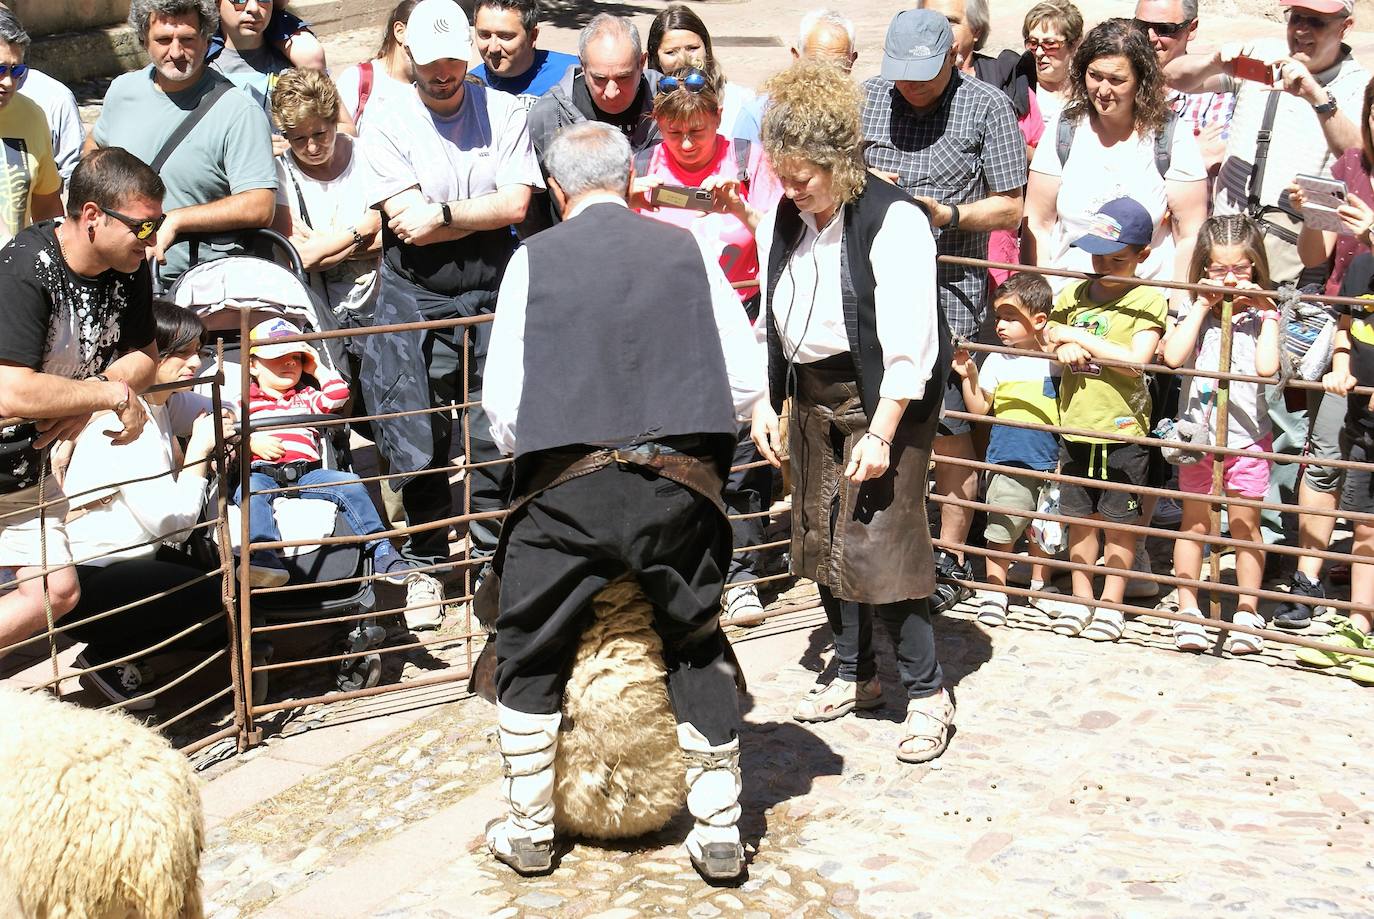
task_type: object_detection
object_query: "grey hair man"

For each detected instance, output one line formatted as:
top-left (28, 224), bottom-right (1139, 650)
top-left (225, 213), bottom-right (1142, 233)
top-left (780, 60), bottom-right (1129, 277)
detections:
top-left (792, 9), bottom-right (858, 71)
top-left (482, 119), bottom-right (763, 882)
top-left (524, 13), bottom-right (661, 229)
top-left (87, 0), bottom-right (276, 286)
top-left (0, 9), bottom-right (62, 244)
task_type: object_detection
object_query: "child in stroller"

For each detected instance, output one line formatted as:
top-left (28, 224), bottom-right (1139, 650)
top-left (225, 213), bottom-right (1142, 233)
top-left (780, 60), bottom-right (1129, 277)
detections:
top-left (235, 318), bottom-right (445, 621)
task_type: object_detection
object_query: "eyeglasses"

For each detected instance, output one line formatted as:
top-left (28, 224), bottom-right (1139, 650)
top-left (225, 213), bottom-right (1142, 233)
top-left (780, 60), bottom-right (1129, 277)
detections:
top-left (1024, 37), bottom-right (1065, 52)
top-left (1205, 262), bottom-right (1253, 279)
top-left (101, 206), bottom-right (167, 241)
top-left (0, 63), bottom-right (28, 81)
top-left (1287, 9), bottom-right (1343, 30)
top-left (225, 0), bottom-right (267, 8)
top-left (1131, 18), bottom-right (1194, 37)
top-left (657, 70), bottom-right (708, 95)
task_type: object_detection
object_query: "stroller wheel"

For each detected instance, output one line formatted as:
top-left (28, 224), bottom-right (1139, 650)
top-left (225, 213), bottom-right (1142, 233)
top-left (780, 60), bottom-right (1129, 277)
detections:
top-left (337, 652), bottom-right (381, 693)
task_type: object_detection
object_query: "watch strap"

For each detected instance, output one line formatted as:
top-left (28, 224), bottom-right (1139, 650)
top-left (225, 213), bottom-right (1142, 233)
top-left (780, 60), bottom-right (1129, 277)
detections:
top-left (440, 202), bottom-right (453, 226)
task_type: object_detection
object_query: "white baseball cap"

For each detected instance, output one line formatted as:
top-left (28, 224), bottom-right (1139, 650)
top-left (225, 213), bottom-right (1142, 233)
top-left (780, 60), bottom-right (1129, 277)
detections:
top-left (406, 0), bottom-right (471, 66)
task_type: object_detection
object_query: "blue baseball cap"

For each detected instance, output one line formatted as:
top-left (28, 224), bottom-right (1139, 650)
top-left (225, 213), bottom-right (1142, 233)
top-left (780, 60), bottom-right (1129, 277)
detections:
top-left (1071, 197), bottom-right (1155, 255)
top-left (880, 9), bottom-right (953, 83)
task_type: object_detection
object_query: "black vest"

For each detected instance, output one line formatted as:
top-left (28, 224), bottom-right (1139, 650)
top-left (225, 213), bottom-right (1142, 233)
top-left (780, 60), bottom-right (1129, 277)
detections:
top-left (764, 179), bottom-right (951, 435)
top-left (515, 203), bottom-right (738, 462)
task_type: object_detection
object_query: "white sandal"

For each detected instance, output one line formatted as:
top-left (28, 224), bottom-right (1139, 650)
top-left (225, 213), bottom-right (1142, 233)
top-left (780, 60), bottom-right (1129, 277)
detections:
top-left (794, 677), bottom-right (883, 723)
top-left (1050, 600), bottom-right (1094, 636)
top-left (974, 592), bottom-right (1008, 627)
top-left (1081, 608), bottom-right (1125, 642)
top-left (1172, 609), bottom-right (1210, 652)
top-left (1227, 611), bottom-right (1266, 656)
top-left (897, 689), bottom-right (955, 763)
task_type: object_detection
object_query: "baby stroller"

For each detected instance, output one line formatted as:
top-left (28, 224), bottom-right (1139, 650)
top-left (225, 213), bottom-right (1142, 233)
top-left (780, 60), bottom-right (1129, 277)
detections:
top-left (169, 231), bottom-right (386, 695)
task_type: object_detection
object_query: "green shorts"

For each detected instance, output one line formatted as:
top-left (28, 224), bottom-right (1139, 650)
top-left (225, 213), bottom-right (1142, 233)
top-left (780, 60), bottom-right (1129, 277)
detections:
top-left (983, 471), bottom-right (1044, 546)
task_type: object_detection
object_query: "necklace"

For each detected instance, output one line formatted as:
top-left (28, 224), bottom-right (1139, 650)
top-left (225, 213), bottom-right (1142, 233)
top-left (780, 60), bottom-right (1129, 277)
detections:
top-left (54, 223), bottom-right (72, 265)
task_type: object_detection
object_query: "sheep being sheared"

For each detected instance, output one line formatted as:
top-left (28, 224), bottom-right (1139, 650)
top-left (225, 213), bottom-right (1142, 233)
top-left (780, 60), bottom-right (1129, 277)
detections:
top-left (0, 687), bottom-right (205, 919)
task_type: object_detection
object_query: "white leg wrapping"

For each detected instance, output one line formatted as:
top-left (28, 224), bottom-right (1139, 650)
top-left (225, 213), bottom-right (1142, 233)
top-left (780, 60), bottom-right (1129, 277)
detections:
top-left (678, 722), bottom-right (742, 860)
top-left (487, 704), bottom-right (561, 863)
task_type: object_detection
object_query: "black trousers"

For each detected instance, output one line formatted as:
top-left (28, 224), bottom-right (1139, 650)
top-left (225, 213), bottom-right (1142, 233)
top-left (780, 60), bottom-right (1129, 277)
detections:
top-left (818, 584), bottom-right (943, 699)
top-left (724, 424), bottom-right (772, 584)
top-left (494, 464), bottom-right (739, 745)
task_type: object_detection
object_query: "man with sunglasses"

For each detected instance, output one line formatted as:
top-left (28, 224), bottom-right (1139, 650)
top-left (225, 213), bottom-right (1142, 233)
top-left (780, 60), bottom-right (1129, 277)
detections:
top-left (0, 147), bottom-right (164, 657)
top-left (1134, 0), bottom-right (1235, 176)
top-left (0, 9), bottom-right (62, 248)
top-left (359, 0), bottom-right (541, 573)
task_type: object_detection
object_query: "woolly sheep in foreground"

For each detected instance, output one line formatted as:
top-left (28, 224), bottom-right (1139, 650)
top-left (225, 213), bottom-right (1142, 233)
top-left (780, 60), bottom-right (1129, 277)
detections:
top-left (0, 687), bottom-right (205, 919)
top-left (553, 576), bottom-right (687, 838)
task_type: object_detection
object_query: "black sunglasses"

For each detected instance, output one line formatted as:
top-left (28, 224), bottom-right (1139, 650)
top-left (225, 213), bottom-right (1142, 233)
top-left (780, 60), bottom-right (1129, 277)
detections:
top-left (1287, 9), bottom-right (1343, 30)
top-left (657, 69), bottom-right (708, 95)
top-left (101, 206), bottom-right (167, 241)
top-left (1131, 17), bottom-right (1194, 37)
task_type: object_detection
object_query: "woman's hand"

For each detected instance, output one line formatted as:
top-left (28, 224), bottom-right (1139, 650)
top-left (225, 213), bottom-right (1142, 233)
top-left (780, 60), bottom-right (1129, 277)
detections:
top-left (250, 432), bottom-right (287, 462)
top-left (186, 409), bottom-right (235, 466)
top-left (704, 177), bottom-right (745, 214)
top-left (1337, 191), bottom-right (1374, 246)
top-left (630, 175), bottom-right (664, 210)
top-left (845, 431), bottom-right (890, 484)
top-left (751, 400), bottom-right (783, 468)
top-left (1287, 181), bottom-right (1307, 211)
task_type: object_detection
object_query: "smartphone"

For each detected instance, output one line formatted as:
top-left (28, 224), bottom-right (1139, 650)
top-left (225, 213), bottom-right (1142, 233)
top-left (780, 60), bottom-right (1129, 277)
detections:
top-left (1295, 173), bottom-right (1350, 234)
top-left (649, 184), bottom-right (715, 211)
top-left (1232, 55), bottom-right (1277, 85)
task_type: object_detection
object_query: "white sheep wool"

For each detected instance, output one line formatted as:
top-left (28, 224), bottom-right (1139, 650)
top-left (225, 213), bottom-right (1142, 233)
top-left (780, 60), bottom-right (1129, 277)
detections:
top-left (0, 687), bottom-right (205, 919)
top-left (553, 576), bottom-right (688, 839)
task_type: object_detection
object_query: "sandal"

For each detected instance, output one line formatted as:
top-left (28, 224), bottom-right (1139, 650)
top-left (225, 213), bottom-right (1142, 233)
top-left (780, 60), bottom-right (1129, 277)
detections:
top-left (1172, 609), bottom-right (1210, 652)
top-left (794, 676), bottom-right (883, 723)
top-left (1050, 600), bottom-right (1094, 636)
top-left (974, 592), bottom-right (1008, 627)
top-left (1081, 608), bottom-right (1125, 642)
top-left (897, 689), bottom-right (955, 763)
top-left (1295, 620), bottom-right (1371, 668)
top-left (1350, 660), bottom-right (1374, 685)
top-left (1227, 611), bottom-right (1266, 656)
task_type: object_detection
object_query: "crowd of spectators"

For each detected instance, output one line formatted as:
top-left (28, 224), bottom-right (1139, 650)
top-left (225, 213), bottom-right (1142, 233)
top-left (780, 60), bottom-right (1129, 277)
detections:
top-left (4, 0), bottom-right (1374, 715)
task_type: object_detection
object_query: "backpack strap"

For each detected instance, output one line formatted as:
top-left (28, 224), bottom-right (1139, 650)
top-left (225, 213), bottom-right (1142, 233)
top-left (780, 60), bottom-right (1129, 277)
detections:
top-left (632, 141), bottom-right (656, 177)
top-left (150, 79), bottom-right (233, 173)
top-left (355, 60), bottom-right (375, 127)
top-left (1055, 115), bottom-right (1074, 168)
top-left (732, 138), bottom-right (751, 185)
top-left (1154, 111), bottom-right (1176, 179)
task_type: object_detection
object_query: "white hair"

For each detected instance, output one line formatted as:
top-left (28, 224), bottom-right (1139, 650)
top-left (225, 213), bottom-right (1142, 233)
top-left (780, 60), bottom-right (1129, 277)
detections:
top-left (915, 0), bottom-right (991, 50)
top-left (578, 13), bottom-right (642, 62)
top-left (797, 9), bottom-right (855, 51)
top-left (544, 122), bottom-right (632, 199)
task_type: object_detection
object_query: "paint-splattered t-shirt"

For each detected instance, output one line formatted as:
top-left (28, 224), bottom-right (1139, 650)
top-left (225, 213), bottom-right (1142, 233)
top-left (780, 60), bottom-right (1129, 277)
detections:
top-left (0, 220), bottom-right (154, 379)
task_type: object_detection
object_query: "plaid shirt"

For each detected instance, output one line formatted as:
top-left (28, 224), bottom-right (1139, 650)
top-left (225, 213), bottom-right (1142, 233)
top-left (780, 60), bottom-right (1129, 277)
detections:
top-left (861, 73), bottom-right (1027, 338)
top-left (1168, 89), bottom-right (1236, 140)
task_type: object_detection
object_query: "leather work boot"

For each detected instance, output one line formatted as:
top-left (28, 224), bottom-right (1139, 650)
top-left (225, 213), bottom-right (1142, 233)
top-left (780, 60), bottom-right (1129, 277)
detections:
top-left (679, 722), bottom-right (745, 882)
top-left (486, 704), bottom-right (561, 875)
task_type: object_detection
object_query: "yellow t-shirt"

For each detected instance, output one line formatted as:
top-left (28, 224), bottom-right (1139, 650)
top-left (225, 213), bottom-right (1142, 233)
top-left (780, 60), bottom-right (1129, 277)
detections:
top-left (1050, 280), bottom-right (1167, 444)
top-left (0, 94), bottom-right (60, 247)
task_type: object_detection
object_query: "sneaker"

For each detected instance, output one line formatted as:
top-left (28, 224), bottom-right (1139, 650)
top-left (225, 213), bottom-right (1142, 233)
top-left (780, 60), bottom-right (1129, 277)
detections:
top-left (1295, 619), bottom-right (1371, 668)
top-left (722, 583), bottom-right (764, 623)
top-left (1125, 541), bottom-right (1160, 601)
top-left (1272, 572), bottom-right (1324, 630)
top-left (930, 550), bottom-right (973, 615)
top-left (374, 544), bottom-right (420, 585)
top-left (76, 651), bottom-right (156, 711)
top-left (974, 591), bottom-right (1008, 627)
top-left (247, 550), bottom-right (289, 588)
top-left (1151, 498), bottom-right (1184, 526)
top-left (404, 571), bottom-right (446, 631)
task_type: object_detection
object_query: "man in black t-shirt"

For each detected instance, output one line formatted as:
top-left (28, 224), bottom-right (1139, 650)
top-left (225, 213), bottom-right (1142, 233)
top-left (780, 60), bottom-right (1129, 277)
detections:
top-left (0, 148), bottom-right (162, 653)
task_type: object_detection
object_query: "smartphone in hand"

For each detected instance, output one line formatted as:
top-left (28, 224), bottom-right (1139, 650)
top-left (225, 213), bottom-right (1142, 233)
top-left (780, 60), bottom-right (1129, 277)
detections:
top-left (648, 184), bottom-right (715, 211)
top-left (1232, 55), bottom-right (1277, 85)
top-left (1294, 173), bottom-right (1350, 234)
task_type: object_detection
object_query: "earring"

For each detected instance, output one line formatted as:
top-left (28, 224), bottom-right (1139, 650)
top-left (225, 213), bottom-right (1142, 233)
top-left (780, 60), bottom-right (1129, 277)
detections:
top-left (87, 224), bottom-right (95, 243)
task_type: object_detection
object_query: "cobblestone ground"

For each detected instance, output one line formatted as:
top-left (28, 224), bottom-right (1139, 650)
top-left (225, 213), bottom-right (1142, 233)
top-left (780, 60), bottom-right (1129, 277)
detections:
top-left (198, 592), bottom-right (1374, 919)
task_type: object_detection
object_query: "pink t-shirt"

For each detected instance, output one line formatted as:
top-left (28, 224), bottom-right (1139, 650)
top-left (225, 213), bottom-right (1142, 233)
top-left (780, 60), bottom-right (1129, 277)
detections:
top-left (1326, 147), bottom-right (1374, 297)
top-left (987, 92), bottom-right (1044, 286)
top-left (635, 137), bottom-right (783, 305)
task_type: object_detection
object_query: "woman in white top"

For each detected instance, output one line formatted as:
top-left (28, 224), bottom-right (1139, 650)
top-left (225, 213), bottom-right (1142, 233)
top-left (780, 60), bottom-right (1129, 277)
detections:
top-left (333, 0), bottom-right (417, 130)
top-left (1026, 18), bottom-right (1207, 304)
top-left (646, 4), bottom-right (762, 144)
top-left (270, 68), bottom-right (383, 331)
top-left (750, 62), bottom-right (954, 765)
top-left (61, 302), bottom-right (228, 710)
top-left (1023, 0), bottom-right (1084, 129)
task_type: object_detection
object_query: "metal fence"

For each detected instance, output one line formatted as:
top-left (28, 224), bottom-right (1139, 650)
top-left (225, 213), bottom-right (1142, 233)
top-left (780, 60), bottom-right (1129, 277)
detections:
top-left (2, 254), bottom-right (1371, 757)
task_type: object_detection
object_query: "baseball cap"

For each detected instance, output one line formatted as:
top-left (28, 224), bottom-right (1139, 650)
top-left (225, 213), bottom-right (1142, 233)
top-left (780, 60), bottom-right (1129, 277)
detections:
top-left (1279, 0), bottom-right (1354, 15)
top-left (406, 0), bottom-right (471, 66)
top-left (880, 9), bottom-right (953, 83)
top-left (1071, 197), bottom-right (1155, 255)
top-left (248, 317), bottom-right (314, 360)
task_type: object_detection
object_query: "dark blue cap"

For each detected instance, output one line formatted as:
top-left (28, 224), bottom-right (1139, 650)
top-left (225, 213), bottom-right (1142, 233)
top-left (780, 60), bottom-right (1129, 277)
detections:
top-left (1071, 197), bottom-right (1155, 255)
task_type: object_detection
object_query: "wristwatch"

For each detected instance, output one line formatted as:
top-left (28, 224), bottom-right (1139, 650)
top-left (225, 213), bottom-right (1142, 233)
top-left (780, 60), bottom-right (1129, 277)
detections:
top-left (95, 374), bottom-right (130, 413)
top-left (947, 203), bottom-right (961, 231)
top-left (1313, 91), bottom-right (1338, 116)
top-left (440, 202), bottom-right (453, 227)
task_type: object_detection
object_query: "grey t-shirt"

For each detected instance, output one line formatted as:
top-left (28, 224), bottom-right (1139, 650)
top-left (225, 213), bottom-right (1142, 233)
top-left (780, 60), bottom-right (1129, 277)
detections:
top-left (1180, 310), bottom-right (1270, 448)
top-left (92, 66), bottom-right (277, 283)
top-left (211, 43), bottom-right (292, 112)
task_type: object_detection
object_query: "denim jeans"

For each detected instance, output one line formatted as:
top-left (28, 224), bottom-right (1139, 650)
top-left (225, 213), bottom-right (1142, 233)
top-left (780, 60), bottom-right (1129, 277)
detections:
top-left (236, 469), bottom-right (388, 556)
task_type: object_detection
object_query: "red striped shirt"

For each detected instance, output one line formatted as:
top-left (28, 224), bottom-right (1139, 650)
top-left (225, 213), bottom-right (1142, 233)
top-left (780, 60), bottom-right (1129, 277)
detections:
top-left (248, 369), bottom-right (351, 463)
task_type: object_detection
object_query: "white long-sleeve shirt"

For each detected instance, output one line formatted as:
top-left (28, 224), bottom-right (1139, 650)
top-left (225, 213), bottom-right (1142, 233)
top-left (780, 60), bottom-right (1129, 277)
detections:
top-left (484, 193), bottom-right (767, 456)
top-left (755, 199), bottom-right (940, 402)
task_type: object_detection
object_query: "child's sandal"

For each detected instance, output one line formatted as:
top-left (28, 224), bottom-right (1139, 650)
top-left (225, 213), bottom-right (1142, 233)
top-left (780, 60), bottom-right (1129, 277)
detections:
top-left (1081, 608), bottom-right (1125, 642)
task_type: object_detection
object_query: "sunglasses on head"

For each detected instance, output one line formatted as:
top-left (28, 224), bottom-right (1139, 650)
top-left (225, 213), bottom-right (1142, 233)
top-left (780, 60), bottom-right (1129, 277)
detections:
top-left (657, 69), bottom-right (708, 95)
top-left (0, 63), bottom-right (28, 80)
top-left (101, 206), bottom-right (167, 241)
top-left (1131, 18), bottom-right (1194, 37)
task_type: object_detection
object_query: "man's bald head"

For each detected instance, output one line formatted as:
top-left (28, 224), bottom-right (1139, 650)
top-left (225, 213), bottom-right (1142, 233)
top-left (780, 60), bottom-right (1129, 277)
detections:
top-left (793, 9), bottom-right (857, 71)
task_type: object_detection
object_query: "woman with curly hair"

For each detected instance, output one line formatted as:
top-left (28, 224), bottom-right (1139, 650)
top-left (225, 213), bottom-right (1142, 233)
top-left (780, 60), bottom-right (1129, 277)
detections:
top-left (1026, 17), bottom-right (1207, 301)
top-left (749, 60), bottom-right (955, 763)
